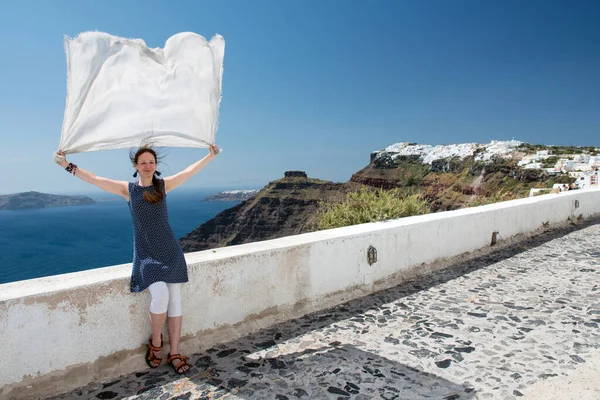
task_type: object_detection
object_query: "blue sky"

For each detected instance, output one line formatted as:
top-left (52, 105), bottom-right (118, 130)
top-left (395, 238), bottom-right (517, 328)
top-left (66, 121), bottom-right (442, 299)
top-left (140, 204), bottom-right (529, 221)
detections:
top-left (0, 0), bottom-right (598, 194)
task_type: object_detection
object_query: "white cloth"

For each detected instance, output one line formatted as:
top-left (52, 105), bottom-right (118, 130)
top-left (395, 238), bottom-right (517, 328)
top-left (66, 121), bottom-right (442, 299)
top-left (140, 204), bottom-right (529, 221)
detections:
top-left (59, 31), bottom-right (225, 154)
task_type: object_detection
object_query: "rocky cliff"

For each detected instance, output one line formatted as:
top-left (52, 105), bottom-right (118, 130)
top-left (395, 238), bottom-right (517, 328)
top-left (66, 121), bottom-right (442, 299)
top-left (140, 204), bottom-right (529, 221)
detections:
top-left (179, 172), bottom-right (350, 251)
top-left (0, 191), bottom-right (95, 210)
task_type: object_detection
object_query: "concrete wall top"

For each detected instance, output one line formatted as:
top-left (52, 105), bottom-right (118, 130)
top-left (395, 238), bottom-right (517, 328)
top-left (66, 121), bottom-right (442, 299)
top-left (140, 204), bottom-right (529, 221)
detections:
top-left (2, 188), bottom-right (598, 303)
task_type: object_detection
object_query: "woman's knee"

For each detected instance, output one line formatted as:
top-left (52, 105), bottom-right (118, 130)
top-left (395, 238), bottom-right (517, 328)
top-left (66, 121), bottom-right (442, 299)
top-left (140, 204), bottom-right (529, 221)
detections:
top-left (148, 282), bottom-right (169, 314)
top-left (167, 283), bottom-right (182, 317)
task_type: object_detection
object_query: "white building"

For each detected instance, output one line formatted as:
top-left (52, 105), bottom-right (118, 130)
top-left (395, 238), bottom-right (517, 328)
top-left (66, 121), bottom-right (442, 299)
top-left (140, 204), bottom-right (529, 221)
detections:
top-left (517, 153), bottom-right (553, 167)
top-left (523, 163), bottom-right (543, 170)
top-left (573, 154), bottom-right (591, 163)
top-left (575, 163), bottom-right (592, 172)
top-left (589, 156), bottom-right (600, 168)
top-left (575, 170), bottom-right (600, 189)
top-left (560, 159), bottom-right (577, 172)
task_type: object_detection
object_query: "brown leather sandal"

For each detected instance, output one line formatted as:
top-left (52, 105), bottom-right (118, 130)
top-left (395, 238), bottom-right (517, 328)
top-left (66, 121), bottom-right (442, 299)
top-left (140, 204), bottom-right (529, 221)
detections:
top-left (167, 353), bottom-right (190, 375)
top-left (145, 335), bottom-right (163, 368)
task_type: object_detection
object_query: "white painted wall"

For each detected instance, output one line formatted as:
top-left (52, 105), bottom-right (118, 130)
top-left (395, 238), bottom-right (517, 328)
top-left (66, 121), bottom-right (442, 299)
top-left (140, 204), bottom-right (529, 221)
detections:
top-left (2, 188), bottom-right (600, 399)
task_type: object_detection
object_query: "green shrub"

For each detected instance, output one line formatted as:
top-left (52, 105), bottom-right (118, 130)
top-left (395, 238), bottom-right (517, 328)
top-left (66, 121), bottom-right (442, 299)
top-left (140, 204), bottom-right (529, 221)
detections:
top-left (470, 194), bottom-right (505, 207)
top-left (397, 161), bottom-right (430, 187)
top-left (546, 175), bottom-right (576, 185)
top-left (318, 187), bottom-right (430, 230)
top-left (533, 189), bottom-right (552, 196)
top-left (541, 156), bottom-right (559, 168)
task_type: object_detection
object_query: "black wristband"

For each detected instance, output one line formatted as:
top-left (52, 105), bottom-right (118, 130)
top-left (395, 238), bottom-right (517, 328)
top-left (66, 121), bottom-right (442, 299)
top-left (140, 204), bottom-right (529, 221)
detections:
top-left (65, 162), bottom-right (78, 175)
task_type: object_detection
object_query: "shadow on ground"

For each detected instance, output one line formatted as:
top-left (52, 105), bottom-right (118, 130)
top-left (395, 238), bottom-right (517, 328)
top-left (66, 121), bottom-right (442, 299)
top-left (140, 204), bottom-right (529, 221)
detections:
top-left (125, 344), bottom-right (476, 399)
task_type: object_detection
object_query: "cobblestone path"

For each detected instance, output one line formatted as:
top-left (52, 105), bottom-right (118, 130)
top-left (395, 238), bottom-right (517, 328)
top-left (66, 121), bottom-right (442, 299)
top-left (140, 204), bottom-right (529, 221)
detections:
top-left (50, 221), bottom-right (600, 399)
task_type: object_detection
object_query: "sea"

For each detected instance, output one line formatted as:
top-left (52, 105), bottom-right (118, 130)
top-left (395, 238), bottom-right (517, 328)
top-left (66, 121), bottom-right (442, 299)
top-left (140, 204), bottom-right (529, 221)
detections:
top-left (0, 189), bottom-right (239, 285)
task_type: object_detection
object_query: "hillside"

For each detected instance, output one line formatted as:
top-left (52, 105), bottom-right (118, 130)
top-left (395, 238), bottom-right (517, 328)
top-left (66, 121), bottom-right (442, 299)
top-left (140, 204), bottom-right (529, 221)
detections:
top-left (180, 141), bottom-right (597, 252)
top-left (0, 191), bottom-right (95, 210)
top-left (350, 154), bottom-right (573, 211)
top-left (180, 171), bottom-right (349, 251)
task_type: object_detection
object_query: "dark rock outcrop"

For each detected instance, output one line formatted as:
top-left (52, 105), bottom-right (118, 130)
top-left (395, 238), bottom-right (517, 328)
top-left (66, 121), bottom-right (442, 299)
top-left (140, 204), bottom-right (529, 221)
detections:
top-left (284, 171), bottom-right (308, 178)
top-left (430, 158), bottom-right (464, 173)
top-left (349, 164), bottom-right (401, 189)
top-left (180, 172), bottom-right (348, 252)
top-left (0, 191), bottom-right (95, 210)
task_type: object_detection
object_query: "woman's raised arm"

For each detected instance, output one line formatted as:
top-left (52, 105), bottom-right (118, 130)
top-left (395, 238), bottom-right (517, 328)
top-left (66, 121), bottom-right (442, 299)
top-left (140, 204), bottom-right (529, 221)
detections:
top-left (54, 151), bottom-right (129, 200)
top-left (164, 145), bottom-right (219, 193)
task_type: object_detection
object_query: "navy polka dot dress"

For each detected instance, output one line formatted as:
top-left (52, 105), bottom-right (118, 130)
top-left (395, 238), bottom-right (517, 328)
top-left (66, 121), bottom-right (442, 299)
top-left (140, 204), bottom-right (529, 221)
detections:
top-left (127, 179), bottom-right (188, 292)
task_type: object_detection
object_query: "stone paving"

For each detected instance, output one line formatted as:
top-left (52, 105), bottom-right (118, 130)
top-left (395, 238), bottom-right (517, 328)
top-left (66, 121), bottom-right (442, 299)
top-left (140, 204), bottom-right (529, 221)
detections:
top-left (49, 221), bottom-right (600, 400)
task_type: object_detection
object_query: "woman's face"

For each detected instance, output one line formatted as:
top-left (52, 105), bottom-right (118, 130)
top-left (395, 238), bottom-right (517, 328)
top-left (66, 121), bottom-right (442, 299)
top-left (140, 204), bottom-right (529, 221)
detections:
top-left (135, 152), bottom-right (156, 178)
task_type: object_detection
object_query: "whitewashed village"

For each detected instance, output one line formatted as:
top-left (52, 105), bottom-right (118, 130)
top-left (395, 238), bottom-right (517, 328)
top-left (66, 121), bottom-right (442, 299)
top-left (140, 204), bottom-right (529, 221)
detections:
top-left (375, 139), bottom-right (600, 197)
top-left (517, 147), bottom-right (600, 193)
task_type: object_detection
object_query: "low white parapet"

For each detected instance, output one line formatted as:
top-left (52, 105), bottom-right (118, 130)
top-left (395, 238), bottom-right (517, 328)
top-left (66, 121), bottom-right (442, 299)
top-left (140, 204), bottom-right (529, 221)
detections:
top-left (2, 189), bottom-right (600, 399)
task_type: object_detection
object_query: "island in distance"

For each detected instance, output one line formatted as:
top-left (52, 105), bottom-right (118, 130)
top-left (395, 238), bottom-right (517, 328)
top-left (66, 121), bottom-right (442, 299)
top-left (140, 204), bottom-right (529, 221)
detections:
top-left (203, 190), bottom-right (259, 202)
top-left (0, 191), bottom-right (95, 210)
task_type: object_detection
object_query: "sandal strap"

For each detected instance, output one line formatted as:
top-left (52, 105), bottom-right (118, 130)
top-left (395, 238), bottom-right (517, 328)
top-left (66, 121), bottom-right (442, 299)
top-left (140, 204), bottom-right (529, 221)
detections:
top-left (148, 343), bottom-right (163, 351)
top-left (147, 351), bottom-right (161, 362)
top-left (148, 335), bottom-right (163, 351)
top-left (167, 353), bottom-right (187, 363)
top-left (168, 353), bottom-right (189, 372)
top-left (168, 354), bottom-right (190, 374)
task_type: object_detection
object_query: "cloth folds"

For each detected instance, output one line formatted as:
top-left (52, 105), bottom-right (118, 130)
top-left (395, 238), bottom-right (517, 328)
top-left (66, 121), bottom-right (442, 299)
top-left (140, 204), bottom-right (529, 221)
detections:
top-left (58, 31), bottom-right (225, 154)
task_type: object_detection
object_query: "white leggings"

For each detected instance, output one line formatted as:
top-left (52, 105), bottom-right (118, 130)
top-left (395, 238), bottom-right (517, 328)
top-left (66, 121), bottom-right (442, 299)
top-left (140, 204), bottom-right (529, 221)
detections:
top-left (148, 282), bottom-right (182, 317)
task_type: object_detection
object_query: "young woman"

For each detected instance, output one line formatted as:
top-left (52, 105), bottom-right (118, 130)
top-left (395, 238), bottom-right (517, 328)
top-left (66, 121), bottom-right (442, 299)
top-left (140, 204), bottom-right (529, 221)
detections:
top-left (54, 144), bottom-right (219, 374)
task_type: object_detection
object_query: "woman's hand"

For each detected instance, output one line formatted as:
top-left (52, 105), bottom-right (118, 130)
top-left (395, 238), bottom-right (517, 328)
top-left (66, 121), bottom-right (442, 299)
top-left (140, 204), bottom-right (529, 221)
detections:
top-left (53, 150), bottom-right (68, 168)
top-left (209, 144), bottom-right (220, 158)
